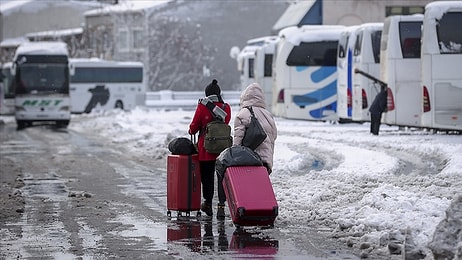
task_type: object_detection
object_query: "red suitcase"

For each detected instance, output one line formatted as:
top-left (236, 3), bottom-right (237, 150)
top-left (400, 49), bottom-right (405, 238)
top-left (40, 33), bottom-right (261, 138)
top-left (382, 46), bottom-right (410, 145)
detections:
top-left (223, 166), bottom-right (278, 228)
top-left (167, 154), bottom-right (201, 217)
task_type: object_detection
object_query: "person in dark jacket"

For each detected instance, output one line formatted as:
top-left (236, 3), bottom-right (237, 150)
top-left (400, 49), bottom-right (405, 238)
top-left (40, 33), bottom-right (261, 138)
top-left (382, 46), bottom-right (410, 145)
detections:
top-left (369, 87), bottom-right (388, 135)
top-left (189, 79), bottom-right (231, 218)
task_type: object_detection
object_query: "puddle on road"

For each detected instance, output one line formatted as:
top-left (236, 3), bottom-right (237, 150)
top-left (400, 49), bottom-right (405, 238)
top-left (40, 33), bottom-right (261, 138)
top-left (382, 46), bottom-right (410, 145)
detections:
top-left (108, 213), bottom-right (169, 251)
top-left (107, 212), bottom-right (292, 258)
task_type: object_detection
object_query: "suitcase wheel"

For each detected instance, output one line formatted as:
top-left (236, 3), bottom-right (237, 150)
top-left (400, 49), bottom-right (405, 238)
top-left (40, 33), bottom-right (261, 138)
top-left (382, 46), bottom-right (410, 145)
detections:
top-left (167, 210), bottom-right (171, 218)
top-left (196, 211), bottom-right (201, 217)
top-left (238, 207), bottom-right (245, 217)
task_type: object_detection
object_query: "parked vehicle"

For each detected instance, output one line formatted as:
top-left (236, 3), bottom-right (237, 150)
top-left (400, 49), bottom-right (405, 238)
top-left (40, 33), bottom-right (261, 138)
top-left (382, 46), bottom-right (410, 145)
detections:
top-left (69, 58), bottom-right (145, 113)
top-left (0, 62), bottom-right (14, 115)
top-left (351, 23), bottom-right (383, 122)
top-left (273, 25), bottom-right (345, 121)
top-left (253, 36), bottom-right (279, 112)
top-left (380, 14), bottom-right (424, 128)
top-left (421, 1), bottom-right (462, 132)
top-left (337, 26), bottom-right (359, 122)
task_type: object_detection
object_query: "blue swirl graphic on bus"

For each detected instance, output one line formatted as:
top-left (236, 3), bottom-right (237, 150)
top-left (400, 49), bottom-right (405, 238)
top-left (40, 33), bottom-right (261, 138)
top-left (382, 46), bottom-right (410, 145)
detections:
top-left (309, 101), bottom-right (337, 118)
top-left (292, 66), bottom-right (338, 119)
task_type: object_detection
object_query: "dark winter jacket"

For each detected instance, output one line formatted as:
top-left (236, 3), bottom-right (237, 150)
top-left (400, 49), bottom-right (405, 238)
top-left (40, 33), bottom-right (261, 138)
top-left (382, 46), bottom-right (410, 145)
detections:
top-left (369, 88), bottom-right (388, 115)
top-left (189, 96), bottom-right (231, 161)
top-left (234, 83), bottom-right (277, 171)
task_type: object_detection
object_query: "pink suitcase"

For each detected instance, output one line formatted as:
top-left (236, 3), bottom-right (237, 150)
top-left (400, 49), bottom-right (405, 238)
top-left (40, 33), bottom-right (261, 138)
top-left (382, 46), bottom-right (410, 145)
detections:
top-left (223, 166), bottom-right (278, 228)
top-left (167, 154), bottom-right (201, 217)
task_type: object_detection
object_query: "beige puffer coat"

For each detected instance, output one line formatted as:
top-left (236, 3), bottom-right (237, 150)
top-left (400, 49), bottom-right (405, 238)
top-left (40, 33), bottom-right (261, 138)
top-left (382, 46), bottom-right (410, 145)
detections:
top-left (234, 83), bottom-right (277, 172)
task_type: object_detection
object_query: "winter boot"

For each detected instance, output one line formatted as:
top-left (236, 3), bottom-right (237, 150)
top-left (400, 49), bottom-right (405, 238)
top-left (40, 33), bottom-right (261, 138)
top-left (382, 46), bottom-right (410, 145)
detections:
top-left (201, 202), bottom-right (213, 217)
top-left (217, 203), bottom-right (225, 220)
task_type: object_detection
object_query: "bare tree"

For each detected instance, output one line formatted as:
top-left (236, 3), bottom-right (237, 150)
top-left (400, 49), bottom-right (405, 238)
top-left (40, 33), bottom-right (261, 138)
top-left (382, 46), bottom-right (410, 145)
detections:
top-left (147, 15), bottom-right (216, 91)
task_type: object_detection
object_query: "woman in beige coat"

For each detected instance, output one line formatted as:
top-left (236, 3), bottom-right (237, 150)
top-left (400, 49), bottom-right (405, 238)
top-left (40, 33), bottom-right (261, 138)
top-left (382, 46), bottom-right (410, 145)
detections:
top-left (233, 82), bottom-right (277, 173)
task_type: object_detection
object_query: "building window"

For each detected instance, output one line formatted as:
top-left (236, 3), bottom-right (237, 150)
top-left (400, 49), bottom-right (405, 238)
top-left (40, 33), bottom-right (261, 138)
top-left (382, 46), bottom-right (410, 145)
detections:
top-left (132, 28), bottom-right (144, 52)
top-left (118, 29), bottom-right (129, 52)
top-left (386, 6), bottom-right (424, 17)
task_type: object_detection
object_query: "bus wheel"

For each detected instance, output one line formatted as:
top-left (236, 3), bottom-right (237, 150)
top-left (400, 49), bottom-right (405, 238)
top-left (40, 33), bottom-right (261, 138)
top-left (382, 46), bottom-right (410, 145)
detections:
top-left (56, 120), bottom-right (69, 128)
top-left (115, 101), bottom-right (124, 110)
top-left (16, 120), bottom-right (27, 130)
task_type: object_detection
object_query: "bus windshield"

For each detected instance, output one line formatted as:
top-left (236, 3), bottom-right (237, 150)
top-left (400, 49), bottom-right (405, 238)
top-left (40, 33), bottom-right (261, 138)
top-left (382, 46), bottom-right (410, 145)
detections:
top-left (16, 63), bottom-right (68, 95)
top-left (399, 21), bottom-right (422, 58)
top-left (287, 41), bottom-right (338, 66)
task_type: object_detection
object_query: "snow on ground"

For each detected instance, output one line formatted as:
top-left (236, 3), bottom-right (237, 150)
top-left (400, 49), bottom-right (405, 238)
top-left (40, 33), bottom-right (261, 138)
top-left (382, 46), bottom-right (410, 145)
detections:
top-left (6, 106), bottom-right (460, 258)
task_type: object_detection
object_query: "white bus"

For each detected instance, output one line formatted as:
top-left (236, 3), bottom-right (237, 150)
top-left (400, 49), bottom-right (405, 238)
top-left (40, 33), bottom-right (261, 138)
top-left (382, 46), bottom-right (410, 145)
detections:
top-left (69, 58), bottom-right (145, 113)
top-left (337, 26), bottom-right (359, 122)
top-left (0, 62), bottom-right (15, 115)
top-left (380, 14), bottom-right (424, 128)
top-left (273, 25), bottom-right (345, 120)
top-left (253, 36), bottom-right (279, 112)
top-left (236, 45), bottom-right (258, 92)
top-left (12, 41), bottom-right (72, 129)
top-left (421, 1), bottom-right (462, 132)
top-left (351, 23), bottom-right (383, 122)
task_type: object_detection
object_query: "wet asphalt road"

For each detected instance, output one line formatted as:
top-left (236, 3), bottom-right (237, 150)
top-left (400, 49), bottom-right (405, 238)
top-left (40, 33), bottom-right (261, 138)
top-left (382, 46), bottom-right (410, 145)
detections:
top-left (0, 120), bottom-right (364, 259)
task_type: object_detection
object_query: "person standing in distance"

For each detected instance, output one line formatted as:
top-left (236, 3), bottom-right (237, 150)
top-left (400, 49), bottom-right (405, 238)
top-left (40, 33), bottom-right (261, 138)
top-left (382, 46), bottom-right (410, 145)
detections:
top-left (369, 86), bottom-right (388, 135)
top-left (233, 82), bottom-right (277, 174)
top-left (189, 79), bottom-right (231, 218)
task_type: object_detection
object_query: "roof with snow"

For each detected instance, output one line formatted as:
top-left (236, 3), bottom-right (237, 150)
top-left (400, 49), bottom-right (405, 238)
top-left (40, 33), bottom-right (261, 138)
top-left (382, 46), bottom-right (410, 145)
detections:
top-left (84, 0), bottom-right (173, 16)
top-left (272, 0), bottom-right (322, 34)
top-left (14, 41), bottom-right (69, 58)
top-left (25, 28), bottom-right (84, 39)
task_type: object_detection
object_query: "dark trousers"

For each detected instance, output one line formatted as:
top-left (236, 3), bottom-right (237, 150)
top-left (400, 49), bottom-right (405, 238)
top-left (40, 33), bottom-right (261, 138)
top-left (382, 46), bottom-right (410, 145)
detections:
top-left (370, 113), bottom-right (382, 135)
top-left (200, 161), bottom-right (226, 205)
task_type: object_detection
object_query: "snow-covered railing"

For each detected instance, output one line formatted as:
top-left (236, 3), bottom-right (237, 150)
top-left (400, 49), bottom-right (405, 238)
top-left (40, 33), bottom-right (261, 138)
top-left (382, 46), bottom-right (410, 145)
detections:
top-left (145, 90), bottom-right (241, 109)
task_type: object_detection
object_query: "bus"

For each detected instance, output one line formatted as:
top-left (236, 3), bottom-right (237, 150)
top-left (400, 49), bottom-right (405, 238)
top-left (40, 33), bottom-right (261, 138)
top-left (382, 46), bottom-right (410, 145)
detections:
top-left (253, 36), bottom-right (279, 112)
top-left (351, 23), bottom-right (383, 123)
top-left (273, 25), bottom-right (345, 120)
top-left (69, 58), bottom-right (145, 113)
top-left (421, 1), bottom-right (462, 132)
top-left (0, 62), bottom-right (15, 115)
top-left (337, 26), bottom-right (359, 122)
top-left (11, 41), bottom-right (72, 129)
top-left (380, 14), bottom-right (424, 128)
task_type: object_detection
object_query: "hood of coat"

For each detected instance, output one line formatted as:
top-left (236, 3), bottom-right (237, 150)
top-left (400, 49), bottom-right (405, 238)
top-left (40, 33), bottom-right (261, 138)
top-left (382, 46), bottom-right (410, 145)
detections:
top-left (240, 82), bottom-right (267, 108)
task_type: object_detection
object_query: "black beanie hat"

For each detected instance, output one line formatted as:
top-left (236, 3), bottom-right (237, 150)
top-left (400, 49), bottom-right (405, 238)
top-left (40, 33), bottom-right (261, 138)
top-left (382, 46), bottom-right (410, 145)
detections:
top-left (205, 79), bottom-right (221, 97)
